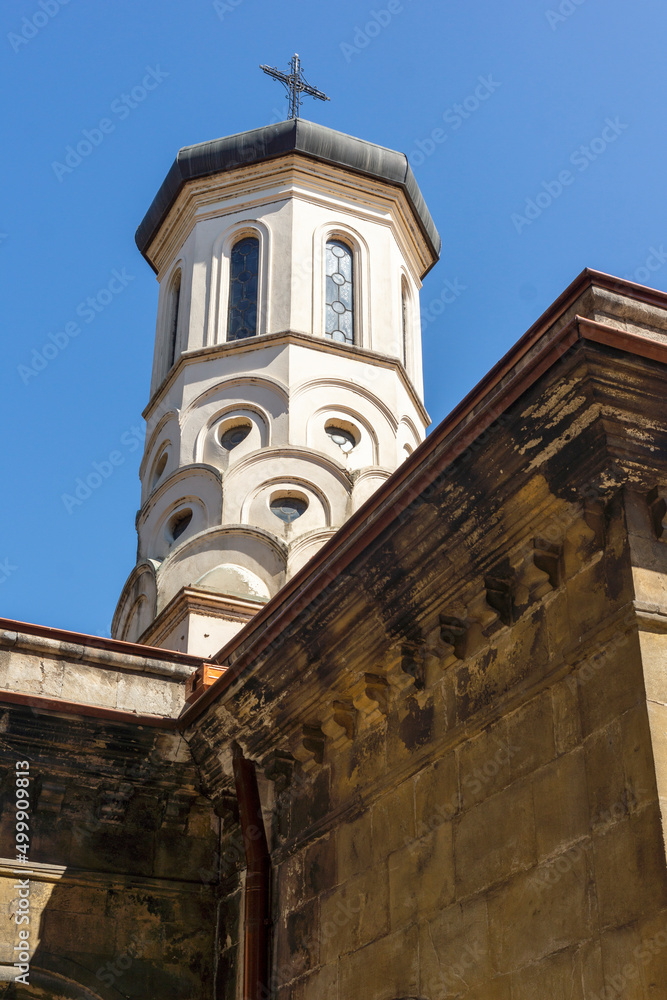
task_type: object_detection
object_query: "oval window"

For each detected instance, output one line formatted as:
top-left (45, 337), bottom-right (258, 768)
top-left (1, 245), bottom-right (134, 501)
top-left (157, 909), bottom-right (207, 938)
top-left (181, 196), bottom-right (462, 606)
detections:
top-left (220, 423), bottom-right (251, 451)
top-left (169, 509), bottom-right (192, 541)
top-left (326, 425), bottom-right (356, 453)
top-left (152, 450), bottom-right (168, 489)
top-left (270, 497), bottom-right (308, 524)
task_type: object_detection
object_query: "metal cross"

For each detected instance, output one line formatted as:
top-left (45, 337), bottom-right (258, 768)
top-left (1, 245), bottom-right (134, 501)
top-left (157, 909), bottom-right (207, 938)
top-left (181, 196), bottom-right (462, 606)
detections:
top-left (260, 53), bottom-right (330, 120)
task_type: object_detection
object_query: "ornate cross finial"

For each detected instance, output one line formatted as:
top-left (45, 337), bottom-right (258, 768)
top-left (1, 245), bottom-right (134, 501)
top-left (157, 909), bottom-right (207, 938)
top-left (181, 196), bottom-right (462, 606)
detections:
top-left (260, 53), bottom-right (330, 120)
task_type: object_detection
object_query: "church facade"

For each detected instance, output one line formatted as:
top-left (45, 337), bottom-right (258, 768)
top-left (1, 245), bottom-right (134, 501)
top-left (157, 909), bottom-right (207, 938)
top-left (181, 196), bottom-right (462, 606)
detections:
top-left (0, 118), bottom-right (666, 1000)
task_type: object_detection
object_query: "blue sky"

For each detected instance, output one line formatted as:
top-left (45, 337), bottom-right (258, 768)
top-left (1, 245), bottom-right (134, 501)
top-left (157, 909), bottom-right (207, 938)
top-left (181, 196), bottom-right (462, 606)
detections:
top-left (1, 0), bottom-right (665, 636)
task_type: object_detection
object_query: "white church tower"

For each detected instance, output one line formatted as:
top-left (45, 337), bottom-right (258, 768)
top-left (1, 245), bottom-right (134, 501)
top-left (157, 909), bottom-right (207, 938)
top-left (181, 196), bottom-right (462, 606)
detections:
top-left (112, 115), bottom-right (441, 656)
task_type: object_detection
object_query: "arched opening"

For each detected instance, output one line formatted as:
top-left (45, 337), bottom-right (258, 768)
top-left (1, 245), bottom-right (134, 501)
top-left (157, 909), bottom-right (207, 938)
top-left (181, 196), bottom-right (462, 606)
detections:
top-left (325, 239), bottom-right (354, 344)
top-left (401, 278), bottom-right (409, 368)
top-left (166, 268), bottom-right (182, 371)
top-left (227, 236), bottom-right (259, 340)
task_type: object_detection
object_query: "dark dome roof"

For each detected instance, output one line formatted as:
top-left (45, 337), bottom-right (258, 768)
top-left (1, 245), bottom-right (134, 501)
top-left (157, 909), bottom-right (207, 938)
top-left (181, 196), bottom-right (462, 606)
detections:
top-left (136, 118), bottom-right (441, 270)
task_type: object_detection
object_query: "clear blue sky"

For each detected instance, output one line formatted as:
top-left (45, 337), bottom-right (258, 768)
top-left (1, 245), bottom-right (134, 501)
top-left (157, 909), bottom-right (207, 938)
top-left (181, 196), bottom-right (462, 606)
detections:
top-left (1, 0), bottom-right (665, 636)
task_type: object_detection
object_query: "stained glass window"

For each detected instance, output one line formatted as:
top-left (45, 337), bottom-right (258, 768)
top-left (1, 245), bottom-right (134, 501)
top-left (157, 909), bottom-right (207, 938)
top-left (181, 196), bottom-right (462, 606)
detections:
top-left (270, 497), bottom-right (308, 523)
top-left (325, 240), bottom-right (354, 344)
top-left (227, 237), bottom-right (259, 341)
top-left (220, 424), bottom-right (251, 451)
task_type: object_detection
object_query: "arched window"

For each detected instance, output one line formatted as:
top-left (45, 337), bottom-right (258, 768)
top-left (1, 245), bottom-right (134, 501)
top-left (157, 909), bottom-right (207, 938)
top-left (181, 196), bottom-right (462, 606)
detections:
top-left (166, 269), bottom-right (181, 371)
top-left (401, 281), bottom-right (409, 368)
top-left (227, 236), bottom-right (259, 341)
top-left (325, 239), bottom-right (354, 344)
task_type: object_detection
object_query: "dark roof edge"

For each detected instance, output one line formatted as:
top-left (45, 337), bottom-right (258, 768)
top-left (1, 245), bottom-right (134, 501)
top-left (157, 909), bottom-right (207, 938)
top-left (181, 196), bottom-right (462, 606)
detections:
top-left (135, 119), bottom-right (441, 271)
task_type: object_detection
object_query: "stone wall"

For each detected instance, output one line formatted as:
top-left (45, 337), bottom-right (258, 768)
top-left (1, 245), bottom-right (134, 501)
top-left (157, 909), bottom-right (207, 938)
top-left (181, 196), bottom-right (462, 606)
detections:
top-left (187, 292), bottom-right (667, 999)
top-left (0, 630), bottom-right (220, 998)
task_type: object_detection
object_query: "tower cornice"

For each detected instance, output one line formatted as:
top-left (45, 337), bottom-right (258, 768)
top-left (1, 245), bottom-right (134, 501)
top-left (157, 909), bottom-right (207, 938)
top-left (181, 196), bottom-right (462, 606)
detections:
top-left (137, 119), bottom-right (441, 269)
top-left (142, 329), bottom-right (431, 427)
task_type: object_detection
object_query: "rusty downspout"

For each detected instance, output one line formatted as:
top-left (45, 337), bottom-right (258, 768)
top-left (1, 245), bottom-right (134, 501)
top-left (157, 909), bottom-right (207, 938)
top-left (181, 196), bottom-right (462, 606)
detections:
top-left (232, 742), bottom-right (271, 1000)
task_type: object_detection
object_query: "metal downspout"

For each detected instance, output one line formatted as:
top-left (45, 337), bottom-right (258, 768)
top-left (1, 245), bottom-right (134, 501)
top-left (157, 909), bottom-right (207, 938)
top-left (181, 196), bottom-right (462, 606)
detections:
top-left (232, 742), bottom-right (271, 1000)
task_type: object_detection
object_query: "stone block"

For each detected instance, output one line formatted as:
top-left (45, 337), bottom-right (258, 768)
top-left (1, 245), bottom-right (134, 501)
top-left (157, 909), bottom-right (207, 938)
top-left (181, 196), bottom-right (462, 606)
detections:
top-left (303, 834), bottom-right (336, 899)
top-left (565, 559), bottom-right (620, 644)
top-left (460, 977), bottom-right (512, 1000)
top-left (415, 752), bottom-right (458, 836)
top-left (60, 664), bottom-right (119, 708)
top-left (339, 924), bottom-right (419, 1000)
top-left (457, 720), bottom-right (511, 812)
top-left (0, 651), bottom-right (64, 697)
top-left (507, 690), bottom-right (555, 783)
top-left (454, 784), bottom-right (536, 897)
top-left (593, 805), bottom-right (667, 929)
top-left (337, 810), bottom-right (373, 881)
top-left (276, 853), bottom-right (304, 915)
top-left (388, 820), bottom-right (454, 927)
top-left (639, 911), bottom-right (667, 1000)
top-left (620, 705), bottom-right (660, 814)
top-left (551, 676), bottom-right (582, 755)
top-left (301, 963), bottom-right (339, 1000)
top-left (533, 749), bottom-right (589, 859)
top-left (584, 719), bottom-right (629, 831)
top-left (275, 896), bottom-right (320, 983)
top-left (320, 864), bottom-right (388, 963)
top-left (371, 779), bottom-right (415, 861)
top-left (576, 628), bottom-right (643, 739)
top-left (116, 671), bottom-right (179, 716)
top-left (511, 944), bottom-right (587, 999)
top-left (487, 848), bottom-right (594, 974)
top-left (419, 896), bottom-right (492, 997)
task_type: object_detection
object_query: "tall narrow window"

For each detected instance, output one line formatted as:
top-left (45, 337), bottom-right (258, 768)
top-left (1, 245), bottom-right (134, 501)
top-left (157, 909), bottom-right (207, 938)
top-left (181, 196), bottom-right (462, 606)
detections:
top-left (166, 269), bottom-right (181, 370)
top-left (227, 236), bottom-right (259, 341)
top-left (325, 239), bottom-right (354, 344)
top-left (401, 282), bottom-right (409, 368)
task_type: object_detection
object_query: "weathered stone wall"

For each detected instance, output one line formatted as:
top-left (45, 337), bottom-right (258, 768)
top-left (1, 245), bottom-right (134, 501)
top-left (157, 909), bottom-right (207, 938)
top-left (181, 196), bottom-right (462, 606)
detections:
top-left (0, 668), bottom-right (221, 998)
top-left (189, 319), bottom-right (667, 999)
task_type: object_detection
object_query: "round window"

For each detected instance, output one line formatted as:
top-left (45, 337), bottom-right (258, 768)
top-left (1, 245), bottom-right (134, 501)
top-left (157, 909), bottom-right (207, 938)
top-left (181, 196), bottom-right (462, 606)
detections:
top-left (326, 425), bottom-right (357, 453)
top-left (169, 509), bottom-right (192, 541)
top-left (220, 423), bottom-right (251, 451)
top-left (270, 496), bottom-right (308, 523)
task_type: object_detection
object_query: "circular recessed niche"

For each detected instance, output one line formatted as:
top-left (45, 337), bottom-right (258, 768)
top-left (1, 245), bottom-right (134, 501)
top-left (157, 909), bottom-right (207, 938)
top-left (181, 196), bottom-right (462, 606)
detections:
top-left (168, 508), bottom-right (192, 542)
top-left (270, 495), bottom-right (308, 524)
top-left (220, 422), bottom-right (251, 452)
top-left (325, 423), bottom-right (358, 454)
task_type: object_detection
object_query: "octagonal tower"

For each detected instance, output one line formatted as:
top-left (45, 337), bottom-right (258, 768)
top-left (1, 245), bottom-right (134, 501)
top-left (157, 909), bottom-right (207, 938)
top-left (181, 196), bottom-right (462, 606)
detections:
top-left (112, 119), bottom-right (441, 655)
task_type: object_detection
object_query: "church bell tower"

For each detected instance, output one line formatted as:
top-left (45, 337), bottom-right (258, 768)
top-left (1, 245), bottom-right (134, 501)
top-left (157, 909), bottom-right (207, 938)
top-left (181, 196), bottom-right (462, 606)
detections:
top-left (112, 117), bottom-right (441, 655)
